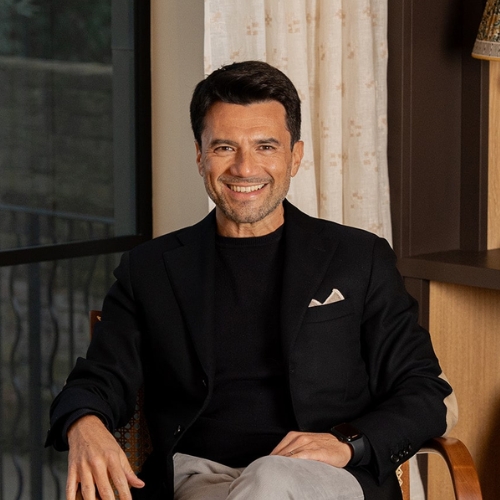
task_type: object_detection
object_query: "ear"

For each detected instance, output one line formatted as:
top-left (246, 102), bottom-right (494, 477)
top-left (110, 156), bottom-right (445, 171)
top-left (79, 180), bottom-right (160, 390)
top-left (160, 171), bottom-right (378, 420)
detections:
top-left (195, 141), bottom-right (203, 176)
top-left (290, 141), bottom-right (304, 177)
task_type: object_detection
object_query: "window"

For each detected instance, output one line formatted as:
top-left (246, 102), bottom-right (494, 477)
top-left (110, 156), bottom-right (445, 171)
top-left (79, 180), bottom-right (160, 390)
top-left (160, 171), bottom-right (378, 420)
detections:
top-left (0, 0), bottom-right (151, 263)
top-left (0, 1), bottom-right (151, 497)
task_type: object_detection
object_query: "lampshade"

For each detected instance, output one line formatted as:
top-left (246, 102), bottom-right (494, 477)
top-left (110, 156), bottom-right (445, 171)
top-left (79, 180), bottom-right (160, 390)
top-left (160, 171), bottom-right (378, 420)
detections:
top-left (472, 0), bottom-right (500, 60)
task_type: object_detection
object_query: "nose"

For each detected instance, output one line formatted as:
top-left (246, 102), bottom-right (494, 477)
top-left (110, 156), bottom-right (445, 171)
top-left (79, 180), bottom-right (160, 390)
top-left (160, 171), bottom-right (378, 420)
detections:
top-left (229, 148), bottom-right (260, 177)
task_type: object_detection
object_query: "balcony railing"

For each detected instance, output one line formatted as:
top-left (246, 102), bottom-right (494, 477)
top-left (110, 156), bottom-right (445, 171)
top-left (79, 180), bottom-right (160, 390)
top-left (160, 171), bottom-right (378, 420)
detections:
top-left (0, 204), bottom-right (117, 500)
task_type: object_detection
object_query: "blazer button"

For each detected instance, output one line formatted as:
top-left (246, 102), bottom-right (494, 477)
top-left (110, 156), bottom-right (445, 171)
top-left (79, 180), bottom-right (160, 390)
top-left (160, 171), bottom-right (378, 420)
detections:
top-left (202, 378), bottom-right (207, 387)
top-left (173, 424), bottom-right (184, 437)
top-left (391, 454), bottom-right (400, 464)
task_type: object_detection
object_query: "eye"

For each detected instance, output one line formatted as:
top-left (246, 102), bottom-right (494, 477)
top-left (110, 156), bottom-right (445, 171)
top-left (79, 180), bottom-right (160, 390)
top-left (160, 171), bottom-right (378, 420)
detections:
top-left (213, 145), bottom-right (234, 153)
top-left (258, 144), bottom-right (276, 151)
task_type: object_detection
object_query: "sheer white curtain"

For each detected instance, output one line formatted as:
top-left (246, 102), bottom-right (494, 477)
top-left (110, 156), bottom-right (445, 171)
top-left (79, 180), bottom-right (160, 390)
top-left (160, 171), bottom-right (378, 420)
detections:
top-left (204, 0), bottom-right (392, 242)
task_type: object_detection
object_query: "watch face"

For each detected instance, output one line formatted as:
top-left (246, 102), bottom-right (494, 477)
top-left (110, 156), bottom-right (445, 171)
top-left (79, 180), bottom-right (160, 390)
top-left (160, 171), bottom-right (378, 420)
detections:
top-left (333, 423), bottom-right (362, 441)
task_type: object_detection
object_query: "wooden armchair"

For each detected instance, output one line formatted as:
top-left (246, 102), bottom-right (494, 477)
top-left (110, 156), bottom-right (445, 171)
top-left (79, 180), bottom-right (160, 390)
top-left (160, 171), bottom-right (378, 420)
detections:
top-left (90, 311), bottom-right (482, 499)
top-left (398, 438), bottom-right (482, 499)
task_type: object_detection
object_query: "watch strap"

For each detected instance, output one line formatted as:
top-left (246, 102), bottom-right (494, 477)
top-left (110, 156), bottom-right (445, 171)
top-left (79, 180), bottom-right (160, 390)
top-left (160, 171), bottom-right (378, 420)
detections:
top-left (329, 424), bottom-right (365, 467)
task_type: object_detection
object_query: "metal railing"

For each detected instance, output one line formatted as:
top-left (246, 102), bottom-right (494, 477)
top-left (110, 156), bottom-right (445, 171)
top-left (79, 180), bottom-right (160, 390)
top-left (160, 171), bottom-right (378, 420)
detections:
top-left (0, 205), bottom-right (117, 500)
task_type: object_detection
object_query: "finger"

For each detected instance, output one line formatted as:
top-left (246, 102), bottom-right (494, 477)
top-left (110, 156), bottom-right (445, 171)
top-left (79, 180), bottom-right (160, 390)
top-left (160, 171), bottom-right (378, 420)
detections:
top-left (66, 469), bottom-right (80, 500)
top-left (291, 445), bottom-right (339, 464)
top-left (280, 442), bottom-right (312, 458)
top-left (271, 431), bottom-right (315, 456)
top-left (272, 434), bottom-right (331, 459)
top-left (120, 454), bottom-right (145, 488)
top-left (124, 469), bottom-right (145, 488)
top-left (78, 478), bottom-right (97, 500)
top-left (270, 431), bottom-right (300, 455)
top-left (78, 458), bottom-right (115, 500)
top-left (92, 472), bottom-right (117, 500)
top-left (289, 437), bottom-right (352, 467)
top-left (108, 473), bottom-right (132, 500)
top-left (272, 445), bottom-right (297, 457)
top-left (108, 460), bottom-right (144, 499)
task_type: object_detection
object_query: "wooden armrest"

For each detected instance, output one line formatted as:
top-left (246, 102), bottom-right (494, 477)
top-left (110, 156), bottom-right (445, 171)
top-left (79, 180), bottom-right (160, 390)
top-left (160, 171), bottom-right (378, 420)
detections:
top-left (418, 437), bottom-right (482, 500)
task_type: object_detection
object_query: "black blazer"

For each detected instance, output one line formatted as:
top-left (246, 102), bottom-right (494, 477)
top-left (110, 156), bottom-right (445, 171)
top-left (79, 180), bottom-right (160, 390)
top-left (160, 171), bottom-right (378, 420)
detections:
top-left (48, 201), bottom-right (454, 499)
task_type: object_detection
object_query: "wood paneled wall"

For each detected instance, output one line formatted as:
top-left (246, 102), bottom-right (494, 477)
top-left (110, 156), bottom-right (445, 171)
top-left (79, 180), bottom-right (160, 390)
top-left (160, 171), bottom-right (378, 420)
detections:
top-left (489, 62), bottom-right (500, 250)
top-left (427, 283), bottom-right (500, 500)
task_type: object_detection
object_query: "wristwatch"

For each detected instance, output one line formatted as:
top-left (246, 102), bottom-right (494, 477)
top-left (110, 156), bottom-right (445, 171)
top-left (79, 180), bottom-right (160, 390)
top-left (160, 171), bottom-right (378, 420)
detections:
top-left (329, 423), bottom-right (365, 466)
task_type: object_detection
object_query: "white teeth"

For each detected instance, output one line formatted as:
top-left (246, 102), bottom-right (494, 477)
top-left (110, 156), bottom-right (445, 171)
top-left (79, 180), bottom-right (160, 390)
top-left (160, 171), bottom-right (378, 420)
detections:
top-left (229, 184), bottom-right (265, 193)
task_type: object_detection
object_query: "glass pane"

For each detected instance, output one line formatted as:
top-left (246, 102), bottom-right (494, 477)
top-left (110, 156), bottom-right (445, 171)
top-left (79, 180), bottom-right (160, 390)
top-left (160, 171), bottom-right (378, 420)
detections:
top-left (0, 1), bottom-right (136, 251)
top-left (0, 252), bottom-right (120, 498)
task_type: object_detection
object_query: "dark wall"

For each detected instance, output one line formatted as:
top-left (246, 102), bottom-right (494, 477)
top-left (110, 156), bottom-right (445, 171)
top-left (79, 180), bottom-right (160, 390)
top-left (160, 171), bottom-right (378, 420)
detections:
top-left (387, 0), bottom-right (489, 258)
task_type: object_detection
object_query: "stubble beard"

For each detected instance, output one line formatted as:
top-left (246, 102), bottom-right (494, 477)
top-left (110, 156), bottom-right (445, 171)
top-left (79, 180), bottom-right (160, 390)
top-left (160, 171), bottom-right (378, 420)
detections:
top-left (203, 175), bottom-right (291, 225)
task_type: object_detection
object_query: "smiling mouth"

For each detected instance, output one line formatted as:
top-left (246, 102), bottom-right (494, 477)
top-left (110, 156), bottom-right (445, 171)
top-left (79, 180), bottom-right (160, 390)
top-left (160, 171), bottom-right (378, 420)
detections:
top-left (228, 184), bottom-right (265, 193)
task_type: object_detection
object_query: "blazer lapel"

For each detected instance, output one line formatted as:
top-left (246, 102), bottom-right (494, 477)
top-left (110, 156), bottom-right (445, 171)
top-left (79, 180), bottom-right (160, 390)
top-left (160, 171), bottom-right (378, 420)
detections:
top-left (280, 202), bottom-right (340, 360)
top-left (162, 212), bottom-right (217, 381)
top-left (161, 203), bottom-right (341, 377)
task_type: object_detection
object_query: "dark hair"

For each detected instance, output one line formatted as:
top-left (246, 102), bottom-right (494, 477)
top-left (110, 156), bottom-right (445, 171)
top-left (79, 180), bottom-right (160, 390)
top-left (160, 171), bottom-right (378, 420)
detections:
top-left (190, 60), bottom-right (301, 148)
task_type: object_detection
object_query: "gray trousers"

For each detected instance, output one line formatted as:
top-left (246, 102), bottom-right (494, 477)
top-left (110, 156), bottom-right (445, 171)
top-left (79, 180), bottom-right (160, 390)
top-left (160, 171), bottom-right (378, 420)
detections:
top-left (173, 453), bottom-right (364, 500)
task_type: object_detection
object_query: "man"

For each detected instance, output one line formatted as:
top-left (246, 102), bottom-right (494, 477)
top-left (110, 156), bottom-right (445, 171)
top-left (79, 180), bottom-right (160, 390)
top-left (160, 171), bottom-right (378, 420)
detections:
top-left (47, 61), bottom-right (457, 500)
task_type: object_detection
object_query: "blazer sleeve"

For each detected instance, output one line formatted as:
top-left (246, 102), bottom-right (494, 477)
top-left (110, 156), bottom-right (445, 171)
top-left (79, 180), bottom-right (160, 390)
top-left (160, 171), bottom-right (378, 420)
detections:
top-left (350, 237), bottom-right (457, 484)
top-left (46, 251), bottom-right (143, 449)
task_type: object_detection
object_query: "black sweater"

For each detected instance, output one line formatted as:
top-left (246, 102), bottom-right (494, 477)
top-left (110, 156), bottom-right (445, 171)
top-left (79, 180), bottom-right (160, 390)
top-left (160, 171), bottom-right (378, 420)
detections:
top-left (175, 225), bottom-right (297, 466)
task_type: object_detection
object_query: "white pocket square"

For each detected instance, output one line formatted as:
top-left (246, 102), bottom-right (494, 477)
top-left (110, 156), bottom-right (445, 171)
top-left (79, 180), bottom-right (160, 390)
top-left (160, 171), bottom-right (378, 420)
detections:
top-left (308, 288), bottom-right (345, 308)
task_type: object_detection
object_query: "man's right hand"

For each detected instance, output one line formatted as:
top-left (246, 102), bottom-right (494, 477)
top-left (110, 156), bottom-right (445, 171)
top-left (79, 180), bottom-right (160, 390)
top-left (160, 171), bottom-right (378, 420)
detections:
top-left (66, 415), bottom-right (145, 500)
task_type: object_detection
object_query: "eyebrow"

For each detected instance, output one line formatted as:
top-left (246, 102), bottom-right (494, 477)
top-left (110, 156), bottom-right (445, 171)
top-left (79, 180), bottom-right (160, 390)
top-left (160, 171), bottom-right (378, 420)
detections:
top-left (208, 139), bottom-right (239, 148)
top-left (208, 137), bottom-right (281, 148)
top-left (255, 137), bottom-right (281, 146)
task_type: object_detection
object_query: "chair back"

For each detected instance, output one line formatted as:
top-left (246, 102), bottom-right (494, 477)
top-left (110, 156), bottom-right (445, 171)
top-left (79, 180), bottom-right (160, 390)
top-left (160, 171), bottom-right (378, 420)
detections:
top-left (90, 311), bottom-right (152, 473)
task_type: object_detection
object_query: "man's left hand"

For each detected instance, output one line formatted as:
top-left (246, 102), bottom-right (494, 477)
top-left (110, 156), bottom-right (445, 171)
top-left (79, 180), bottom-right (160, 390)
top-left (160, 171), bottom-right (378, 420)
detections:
top-left (270, 431), bottom-right (352, 468)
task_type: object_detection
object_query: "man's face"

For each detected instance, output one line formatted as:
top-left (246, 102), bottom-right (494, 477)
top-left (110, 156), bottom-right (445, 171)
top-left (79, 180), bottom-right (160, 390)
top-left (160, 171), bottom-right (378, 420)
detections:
top-left (196, 100), bottom-right (304, 237)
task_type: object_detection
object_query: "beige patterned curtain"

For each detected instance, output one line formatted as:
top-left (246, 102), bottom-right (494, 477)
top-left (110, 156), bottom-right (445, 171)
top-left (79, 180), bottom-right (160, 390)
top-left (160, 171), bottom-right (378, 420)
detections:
top-left (204, 0), bottom-right (392, 242)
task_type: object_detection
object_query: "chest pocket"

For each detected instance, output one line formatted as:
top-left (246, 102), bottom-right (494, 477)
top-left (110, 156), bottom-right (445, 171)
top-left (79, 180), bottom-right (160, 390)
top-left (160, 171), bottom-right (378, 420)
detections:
top-left (291, 298), bottom-right (364, 418)
top-left (303, 299), bottom-right (354, 323)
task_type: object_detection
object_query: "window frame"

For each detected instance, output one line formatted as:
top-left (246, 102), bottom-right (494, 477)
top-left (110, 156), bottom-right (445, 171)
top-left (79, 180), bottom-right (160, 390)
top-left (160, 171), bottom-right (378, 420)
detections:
top-left (0, 0), bottom-right (152, 267)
